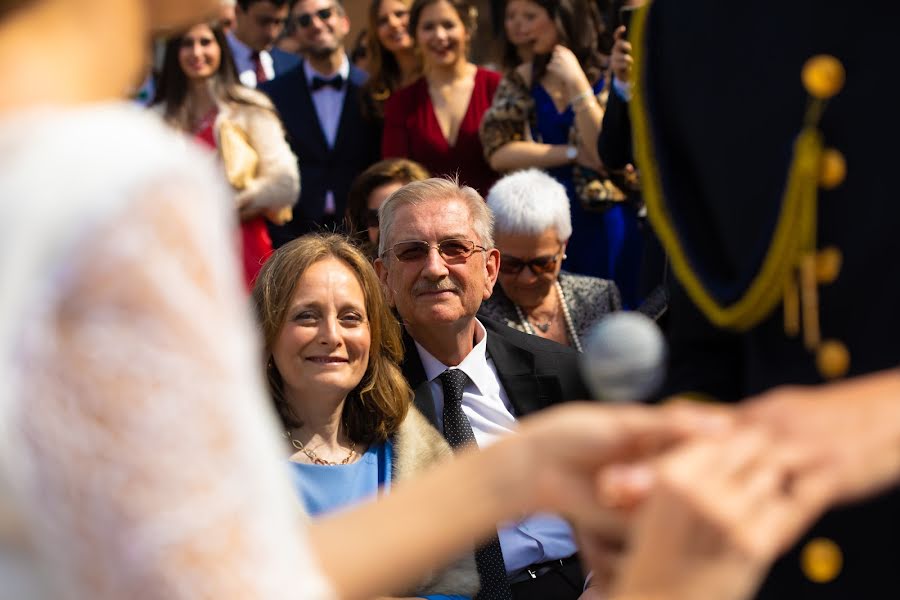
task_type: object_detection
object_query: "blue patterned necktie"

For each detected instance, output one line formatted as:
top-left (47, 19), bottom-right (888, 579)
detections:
top-left (438, 369), bottom-right (512, 600)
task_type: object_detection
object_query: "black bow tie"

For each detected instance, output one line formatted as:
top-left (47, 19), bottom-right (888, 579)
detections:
top-left (310, 75), bottom-right (344, 91)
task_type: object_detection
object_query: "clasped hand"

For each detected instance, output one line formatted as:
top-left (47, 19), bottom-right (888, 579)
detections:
top-left (518, 400), bottom-right (841, 600)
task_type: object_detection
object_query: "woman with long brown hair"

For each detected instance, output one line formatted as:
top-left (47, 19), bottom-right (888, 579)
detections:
top-left (153, 21), bottom-right (298, 289)
top-left (362, 0), bottom-right (420, 121)
top-left (253, 234), bottom-right (478, 599)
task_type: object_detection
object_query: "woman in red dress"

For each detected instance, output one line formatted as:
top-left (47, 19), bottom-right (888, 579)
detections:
top-left (153, 21), bottom-right (299, 289)
top-left (381, 0), bottom-right (500, 195)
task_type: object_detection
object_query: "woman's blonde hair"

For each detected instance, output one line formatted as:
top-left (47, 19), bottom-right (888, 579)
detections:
top-left (252, 233), bottom-right (411, 444)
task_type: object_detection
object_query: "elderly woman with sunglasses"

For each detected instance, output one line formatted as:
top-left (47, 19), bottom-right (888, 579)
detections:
top-left (478, 169), bottom-right (621, 351)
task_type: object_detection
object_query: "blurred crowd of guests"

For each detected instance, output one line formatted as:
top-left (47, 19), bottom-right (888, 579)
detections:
top-left (130, 3), bottom-right (665, 597)
top-left (136, 0), bottom-right (656, 313)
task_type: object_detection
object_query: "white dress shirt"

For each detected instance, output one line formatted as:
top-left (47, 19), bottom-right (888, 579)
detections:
top-left (414, 319), bottom-right (578, 575)
top-left (303, 57), bottom-right (350, 215)
top-left (227, 33), bottom-right (275, 88)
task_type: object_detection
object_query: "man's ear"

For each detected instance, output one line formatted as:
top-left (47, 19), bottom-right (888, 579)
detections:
top-left (374, 258), bottom-right (396, 307)
top-left (483, 248), bottom-right (500, 300)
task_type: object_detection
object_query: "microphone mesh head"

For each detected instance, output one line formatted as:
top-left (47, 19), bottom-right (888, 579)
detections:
top-left (580, 312), bottom-right (667, 402)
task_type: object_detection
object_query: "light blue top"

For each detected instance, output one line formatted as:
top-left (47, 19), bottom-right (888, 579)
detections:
top-left (289, 440), bottom-right (469, 600)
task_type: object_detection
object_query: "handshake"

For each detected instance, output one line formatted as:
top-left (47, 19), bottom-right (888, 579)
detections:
top-left (498, 369), bottom-right (900, 600)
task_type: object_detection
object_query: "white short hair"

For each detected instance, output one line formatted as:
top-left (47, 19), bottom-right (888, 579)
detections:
top-left (486, 169), bottom-right (572, 241)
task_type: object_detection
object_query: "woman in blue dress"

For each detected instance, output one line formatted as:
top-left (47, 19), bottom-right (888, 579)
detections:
top-left (480, 0), bottom-right (644, 308)
top-left (252, 233), bottom-right (478, 599)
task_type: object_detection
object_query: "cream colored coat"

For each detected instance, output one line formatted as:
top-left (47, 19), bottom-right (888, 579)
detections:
top-left (155, 87), bottom-right (300, 216)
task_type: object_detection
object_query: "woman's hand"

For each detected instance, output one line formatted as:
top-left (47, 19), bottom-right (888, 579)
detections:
top-left (507, 403), bottom-right (731, 529)
top-left (546, 45), bottom-right (592, 98)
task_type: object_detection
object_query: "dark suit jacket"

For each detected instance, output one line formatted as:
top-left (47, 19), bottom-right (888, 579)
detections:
top-left (400, 317), bottom-right (590, 430)
top-left (597, 83), bottom-right (633, 171)
top-left (269, 48), bottom-right (300, 77)
top-left (259, 60), bottom-right (379, 247)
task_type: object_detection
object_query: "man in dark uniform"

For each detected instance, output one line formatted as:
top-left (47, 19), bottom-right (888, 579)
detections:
top-left (625, 1), bottom-right (900, 597)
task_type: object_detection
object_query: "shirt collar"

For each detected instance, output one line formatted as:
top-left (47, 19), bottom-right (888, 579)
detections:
top-left (303, 55), bottom-right (351, 88)
top-left (415, 319), bottom-right (494, 395)
top-left (226, 32), bottom-right (256, 61)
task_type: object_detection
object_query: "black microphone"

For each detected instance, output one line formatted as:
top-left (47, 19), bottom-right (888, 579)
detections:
top-left (579, 312), bottom-right (667, 402)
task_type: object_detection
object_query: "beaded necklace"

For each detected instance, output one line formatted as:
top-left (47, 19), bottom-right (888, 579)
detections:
top-left (514, 280), bottom-right (583, 353)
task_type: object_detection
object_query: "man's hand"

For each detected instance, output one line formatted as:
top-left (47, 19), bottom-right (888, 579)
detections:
top-left (740, 369), bottom-right (900, 505)
top-left (607, 430), bottom-right (830, 600)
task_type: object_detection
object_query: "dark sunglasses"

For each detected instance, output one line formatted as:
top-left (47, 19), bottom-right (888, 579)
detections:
top-left (365, 209), bottom-right (379, 228)
top-left (499, 252), bottom-right (562, 275)
top-left (383, 239), bottom-right (486, 262)
top-left (296, 7), bottom-right (334, 28)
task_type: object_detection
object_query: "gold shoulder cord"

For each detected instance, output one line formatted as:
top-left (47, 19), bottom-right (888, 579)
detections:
top-left (629, 3), bottom-right (849, 379)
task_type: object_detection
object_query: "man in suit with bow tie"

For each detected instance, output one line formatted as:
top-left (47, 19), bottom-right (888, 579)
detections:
top-left (260, 0), bottom-right (378, 246)
top-left (375, 178), bottom-right (591, 600)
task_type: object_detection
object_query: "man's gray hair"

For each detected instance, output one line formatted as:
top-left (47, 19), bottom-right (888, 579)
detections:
top-left (378, 176), bottom-right (495, 257)
top-left (485, 169), bottom-right (572, 241)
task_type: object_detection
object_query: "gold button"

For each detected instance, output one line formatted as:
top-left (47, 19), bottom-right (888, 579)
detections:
top-left (816, 246), bottom-right (842, 284)
top-left (819, 148), bottom-right (847, 189)
top-left (801, 537), bottom-right (843, 583)
top-left (802, 55), bottom-right (845, 99)
top-left (817, 340), bottom-right (850, 380)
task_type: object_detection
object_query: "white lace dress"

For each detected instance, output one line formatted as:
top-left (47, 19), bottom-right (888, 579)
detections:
top-left (0, 104), bottom-right (335, 600)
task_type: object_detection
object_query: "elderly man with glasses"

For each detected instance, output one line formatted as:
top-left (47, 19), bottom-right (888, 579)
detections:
top-left (479, 169), bottom-right (624, 352)
top-left (259, 0), bottom-right (379, 246)
top-left (375, 177), bottom-right (591, 600)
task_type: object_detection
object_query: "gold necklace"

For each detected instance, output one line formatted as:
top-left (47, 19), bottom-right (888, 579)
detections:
top-left (285, 432), bottom-right (357, 466)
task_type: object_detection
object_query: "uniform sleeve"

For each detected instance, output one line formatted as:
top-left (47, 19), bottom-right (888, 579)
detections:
top-left (14, 172), bottom-right (335, 600)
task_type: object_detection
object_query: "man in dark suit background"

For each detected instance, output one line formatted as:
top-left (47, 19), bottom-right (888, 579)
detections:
top-left (260, 0), bottom-right (379, 247)
top-left (375, 178), bottom-right (590, 600)
top-left (228, 0), bottom-right (300, 88)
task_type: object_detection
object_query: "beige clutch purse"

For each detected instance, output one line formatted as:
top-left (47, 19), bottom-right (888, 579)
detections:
top-left (219, 119), bottom-right (293, 225)
top-left (218, 119), bottom-right (258, 191)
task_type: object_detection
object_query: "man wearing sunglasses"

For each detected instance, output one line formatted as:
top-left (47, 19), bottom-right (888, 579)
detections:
top-left (375, 178), bottom-right (591, 600)
top-left (228, 0), bottom-right (300, 88)
top-left (260, 0), bottom-right (378, 247)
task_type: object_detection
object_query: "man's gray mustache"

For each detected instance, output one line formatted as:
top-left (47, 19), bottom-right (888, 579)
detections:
top-left (413, 281), bottom-right (459, 295)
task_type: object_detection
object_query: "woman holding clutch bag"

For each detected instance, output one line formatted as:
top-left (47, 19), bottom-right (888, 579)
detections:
top-left (153, 21), bottom-right (299, 289)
